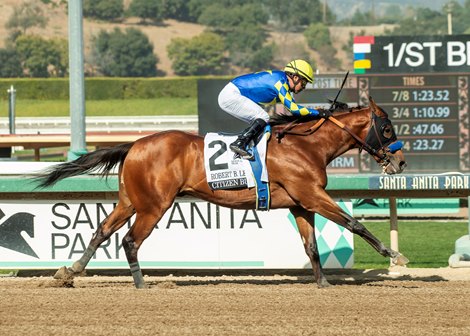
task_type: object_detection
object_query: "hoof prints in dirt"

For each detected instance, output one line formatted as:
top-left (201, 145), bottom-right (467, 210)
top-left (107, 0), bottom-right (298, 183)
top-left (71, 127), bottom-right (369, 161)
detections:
top-left (50, 266), bottom-right (77, 288)
top-left (54, 278), bottom-right (75, 288)
top-left (34, 278), bottom-right (75, 288)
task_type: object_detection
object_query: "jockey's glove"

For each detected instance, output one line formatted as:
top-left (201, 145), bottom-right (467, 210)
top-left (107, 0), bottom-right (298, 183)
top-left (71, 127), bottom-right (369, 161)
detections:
top-left (317, 109), bottom-right (332, 119)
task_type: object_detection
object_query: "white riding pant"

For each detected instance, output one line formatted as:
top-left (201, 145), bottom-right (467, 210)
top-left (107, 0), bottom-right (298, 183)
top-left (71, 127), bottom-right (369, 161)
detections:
top-left (218, 82), bottom-right (270, 123)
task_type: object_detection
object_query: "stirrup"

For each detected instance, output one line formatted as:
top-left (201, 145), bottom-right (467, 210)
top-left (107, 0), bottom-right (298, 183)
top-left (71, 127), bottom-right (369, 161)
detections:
top-left (230, 144), bottom-right (254, 160)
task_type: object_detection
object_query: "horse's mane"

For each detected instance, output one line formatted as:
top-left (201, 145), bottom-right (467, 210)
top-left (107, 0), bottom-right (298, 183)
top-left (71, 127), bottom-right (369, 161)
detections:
top-left (270, 101), bottom-right (364, 126)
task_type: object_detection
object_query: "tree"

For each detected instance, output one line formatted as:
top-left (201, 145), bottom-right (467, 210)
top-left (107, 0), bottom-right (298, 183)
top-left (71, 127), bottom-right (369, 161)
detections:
top-left (186, 0), bottom-right (217, 22)
top-left (224, 24), bottom-right (274, 71)
top-left (380, 4), bottom-right (404, 24)
top-left (160, 0), bottom-right (190, 21)
top-left (225, 25), bottom-right (267, 53)
top-left (303, 23), bottom-right (338, 70)
top-left (167, 32), bottom-right (225, 76)
top-left (304, 23), bottom-right (331, 50)
top-left (198, 3), bottom-right (268, 29)
top-left (0, 49), bottom-right (23, 78)
top-left (242, 44), bottom-right (276, 71)
top-left (91, 28), bottom-right (158, 77)
top-left (40, 0), bottom-right (67, 6)
top-left (49, 38), bottom-right (69, 76)
top-left (5, 0), bottom-right (48, 35)
top-left (385, 7), bottom-right (447, 36)
top-left (83, 0), bottom-right (124, 21)
top-left (196, 3), bottom-right (271, 72)
top-left (446, 1), bottom-right (468, 35)
top-left (127, 0), bottom-right (164, 24)
top-left (348, 9), bottom-right (375, 26)
top-left (267, 0), bottom-right (331, 31)
top-left (463, 1), bottom-right (470, 34)
top-left (15, 35), bottom-right (67, 77)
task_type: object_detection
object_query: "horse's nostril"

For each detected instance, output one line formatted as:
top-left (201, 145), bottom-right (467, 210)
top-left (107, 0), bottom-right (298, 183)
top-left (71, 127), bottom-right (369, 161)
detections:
top-left (399, 161), bottom-right (407, 169)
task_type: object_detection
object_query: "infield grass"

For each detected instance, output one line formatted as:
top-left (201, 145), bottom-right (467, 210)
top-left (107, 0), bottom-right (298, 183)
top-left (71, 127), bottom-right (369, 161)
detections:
top-left (0, 98), bottom-right (197, 117)
top-left (354, 220), bottom-right (468, 269)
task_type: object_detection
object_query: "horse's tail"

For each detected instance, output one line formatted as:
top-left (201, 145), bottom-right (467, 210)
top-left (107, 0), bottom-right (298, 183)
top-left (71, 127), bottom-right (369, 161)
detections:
top-left (33, 142), bottom-right (134, 189)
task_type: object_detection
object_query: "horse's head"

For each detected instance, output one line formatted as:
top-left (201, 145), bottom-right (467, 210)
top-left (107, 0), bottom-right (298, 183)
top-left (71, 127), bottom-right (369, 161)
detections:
top-left (270, 97), bottom-right (406, 174)
top-left (364, 96), bottom-right (406, 174)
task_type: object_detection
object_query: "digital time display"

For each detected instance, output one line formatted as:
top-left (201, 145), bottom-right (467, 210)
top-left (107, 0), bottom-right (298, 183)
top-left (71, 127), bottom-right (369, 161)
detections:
top-left (363, 74), bottom-right (468, 172)
top-left (383, 89), bottom-right (452, 102)
top-left (297, 73), bottom-right (469, 173)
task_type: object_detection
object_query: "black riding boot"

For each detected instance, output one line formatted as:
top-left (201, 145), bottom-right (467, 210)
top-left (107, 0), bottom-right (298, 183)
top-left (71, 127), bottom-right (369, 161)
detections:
top-left (230, 119), bottom-right (267, 160)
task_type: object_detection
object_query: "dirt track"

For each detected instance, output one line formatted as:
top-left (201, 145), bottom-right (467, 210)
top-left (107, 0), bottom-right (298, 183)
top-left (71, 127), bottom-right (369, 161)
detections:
top-left (1, 268), bottom-right (470, 336)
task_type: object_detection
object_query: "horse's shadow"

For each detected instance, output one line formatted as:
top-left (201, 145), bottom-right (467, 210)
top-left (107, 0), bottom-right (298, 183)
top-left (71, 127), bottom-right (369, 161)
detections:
top-left (22, 269), bottom-right (448, 288)
top-left (143, 269), bottom-right (448, 288)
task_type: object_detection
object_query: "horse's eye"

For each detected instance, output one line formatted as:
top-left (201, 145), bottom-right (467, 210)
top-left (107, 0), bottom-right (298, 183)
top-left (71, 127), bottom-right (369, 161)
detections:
top-left (382, 124), bottom-right (393, 139)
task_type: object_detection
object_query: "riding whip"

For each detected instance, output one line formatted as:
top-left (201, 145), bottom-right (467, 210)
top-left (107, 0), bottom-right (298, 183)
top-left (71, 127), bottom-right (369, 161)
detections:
top-left (328, 70), bottom-right (349, 111)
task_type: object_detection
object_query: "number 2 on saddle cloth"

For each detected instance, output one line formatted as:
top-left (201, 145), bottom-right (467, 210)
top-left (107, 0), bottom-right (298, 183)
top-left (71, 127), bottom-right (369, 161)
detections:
top-left (203, 127), bottom-right (271, 210)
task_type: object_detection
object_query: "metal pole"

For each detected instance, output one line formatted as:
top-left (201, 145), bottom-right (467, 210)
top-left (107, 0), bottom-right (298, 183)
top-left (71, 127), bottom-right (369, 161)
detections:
top-left (67, 0), bottom-right (87, 161)
top-left (7, 85), bottom-right (16, 134)
top-left (389, 197), bottom-right (399, 266)
top-left (447, 3), bottom-right (453, 35)
top-left (447, 12), bottom-right (452, 34)
top-left (468, 196), bottom-right (470, 236)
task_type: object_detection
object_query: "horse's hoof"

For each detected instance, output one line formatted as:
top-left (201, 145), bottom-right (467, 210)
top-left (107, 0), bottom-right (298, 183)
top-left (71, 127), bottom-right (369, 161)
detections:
top-left (392, 253), bottom-right (409, 266)
top-left (53, 266), bottom-right (72, 280)
top-left (317, 278), bottom-right (332, 288)
top-left (53, 266), bottom-right (84, 279)
top-left (135, 283), bottom-right (148, 289)
top-left (53, 266), bottom-right (75, 288)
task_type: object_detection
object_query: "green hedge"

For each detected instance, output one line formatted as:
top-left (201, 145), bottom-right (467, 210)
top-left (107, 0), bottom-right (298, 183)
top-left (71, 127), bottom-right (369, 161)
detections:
top-left (0, 77), bottom-right (198, 100)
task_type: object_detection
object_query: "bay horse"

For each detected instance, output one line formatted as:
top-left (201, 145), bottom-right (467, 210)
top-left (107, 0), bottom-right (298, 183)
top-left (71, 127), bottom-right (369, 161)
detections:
top-left (35, 96), bottom-right (407, 288)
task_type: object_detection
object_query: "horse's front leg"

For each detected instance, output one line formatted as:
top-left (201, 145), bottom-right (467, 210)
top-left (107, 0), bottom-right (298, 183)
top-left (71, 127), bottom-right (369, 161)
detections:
top-left (301, 188), bottom-right (408, 267)
top-left (290, 206), bottom-right (330, 288)
top-left (54, 202), bottom-right (135, 280)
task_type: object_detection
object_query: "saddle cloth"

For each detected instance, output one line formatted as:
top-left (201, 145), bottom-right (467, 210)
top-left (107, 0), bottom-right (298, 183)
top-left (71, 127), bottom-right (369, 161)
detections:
top-left (204, 132), bottom-right (269, 191)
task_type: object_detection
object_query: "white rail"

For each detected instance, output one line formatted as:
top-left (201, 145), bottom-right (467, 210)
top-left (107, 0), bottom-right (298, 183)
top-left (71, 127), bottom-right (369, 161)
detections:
top-left (0, 115), bottom-right (198, 134)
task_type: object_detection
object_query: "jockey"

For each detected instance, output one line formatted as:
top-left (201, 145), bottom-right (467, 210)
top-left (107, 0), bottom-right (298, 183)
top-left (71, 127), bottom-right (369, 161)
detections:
top-left (218, 59), bottom-right (331, 160)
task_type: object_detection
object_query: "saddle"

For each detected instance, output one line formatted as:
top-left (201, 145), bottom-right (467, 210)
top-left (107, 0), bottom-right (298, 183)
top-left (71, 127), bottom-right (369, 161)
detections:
top-left (203, 130), bottom-right (270, 210)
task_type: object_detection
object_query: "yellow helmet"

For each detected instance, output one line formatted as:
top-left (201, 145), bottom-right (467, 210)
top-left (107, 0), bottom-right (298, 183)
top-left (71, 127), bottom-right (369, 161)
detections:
top-left (284, 59), bottom-right (314, 83)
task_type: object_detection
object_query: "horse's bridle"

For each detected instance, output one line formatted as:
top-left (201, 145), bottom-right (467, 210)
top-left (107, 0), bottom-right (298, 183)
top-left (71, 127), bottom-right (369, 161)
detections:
top-left (276, 110), bottom-right (402, 167)
top-left (359, 111), bottom-right (400, 163)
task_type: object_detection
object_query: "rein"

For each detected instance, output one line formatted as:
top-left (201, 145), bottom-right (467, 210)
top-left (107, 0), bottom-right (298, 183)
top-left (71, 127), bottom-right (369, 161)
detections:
top-left (328, 116), bottom-right (387, 161)
top-left (276, 118), bottom-right (326, 140)
top-left (276, 114), bottom-right (388, 162)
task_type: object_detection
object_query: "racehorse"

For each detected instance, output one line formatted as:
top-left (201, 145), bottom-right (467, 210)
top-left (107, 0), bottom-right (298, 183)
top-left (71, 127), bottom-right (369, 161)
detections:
top-left (35, 96), bottom-right (407, 288)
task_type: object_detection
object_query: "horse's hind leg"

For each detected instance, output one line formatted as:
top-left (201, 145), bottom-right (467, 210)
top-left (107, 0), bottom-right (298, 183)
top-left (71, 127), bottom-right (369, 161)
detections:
top-left (54, 200), bottom-right (135, 280)
top-left (121, 202), bottom-right (173, 289)
top-left (290, 207), bottom-right (330, 288)
top-left (121, 213), bottom-right (157, 289)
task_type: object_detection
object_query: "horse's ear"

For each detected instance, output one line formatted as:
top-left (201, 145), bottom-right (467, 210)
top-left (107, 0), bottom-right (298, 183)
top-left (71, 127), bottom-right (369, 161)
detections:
top-left (327, 99), bottom-right (349, 112)
top-left (368, 96), bottom-right (387, 117)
